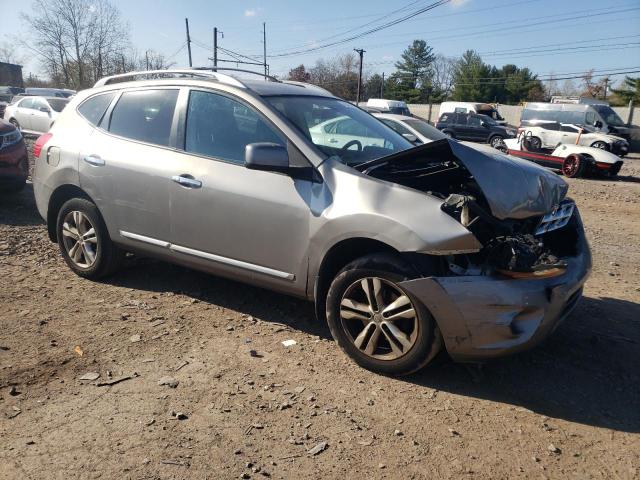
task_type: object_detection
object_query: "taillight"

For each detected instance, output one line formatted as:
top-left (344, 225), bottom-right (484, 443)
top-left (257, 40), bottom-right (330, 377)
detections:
top-left (33, 133), bottom-right (53, 158)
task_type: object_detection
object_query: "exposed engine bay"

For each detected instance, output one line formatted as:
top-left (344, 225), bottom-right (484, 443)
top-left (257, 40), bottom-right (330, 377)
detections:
top-left (358, 139), bottom-right (578, 277)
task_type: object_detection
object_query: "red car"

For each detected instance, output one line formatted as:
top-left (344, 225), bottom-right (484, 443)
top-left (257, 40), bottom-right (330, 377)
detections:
top-left (0, 119), bottom-right (29, 192)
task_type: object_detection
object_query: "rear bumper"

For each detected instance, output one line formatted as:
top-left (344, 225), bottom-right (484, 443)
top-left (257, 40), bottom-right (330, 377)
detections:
top-left (400, 214), bottom-right (591, 362)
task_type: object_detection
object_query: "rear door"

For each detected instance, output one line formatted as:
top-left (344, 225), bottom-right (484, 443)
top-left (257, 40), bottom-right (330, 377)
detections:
top-left (560, 124), bottom-right (580, 145)
top-left (168, 88), bottom-right (313, 294)
top-left (78, 88), bottom-right (180, 252)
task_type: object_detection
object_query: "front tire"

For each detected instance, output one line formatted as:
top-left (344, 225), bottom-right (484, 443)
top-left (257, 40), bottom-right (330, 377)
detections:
top-left (590, 141), bottom-right (609, 151)
top-left (9, 118), bottom-right (20, 130)
top-left (56, 198), bottom-right (123, 279)
top-left (326, 254), bottom-right (440, 375)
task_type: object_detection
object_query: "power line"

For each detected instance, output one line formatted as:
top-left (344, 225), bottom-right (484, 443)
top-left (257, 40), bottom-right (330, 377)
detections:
top-left (267, 0), bottom-right (451, 58)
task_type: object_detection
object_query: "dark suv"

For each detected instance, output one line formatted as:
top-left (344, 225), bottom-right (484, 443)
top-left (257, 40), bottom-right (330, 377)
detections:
top-left (436, 112), bottom-right (517, 148)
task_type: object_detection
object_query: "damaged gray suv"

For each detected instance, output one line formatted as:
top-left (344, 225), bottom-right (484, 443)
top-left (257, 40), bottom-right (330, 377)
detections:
top-left (33, 69), bottom-right (591, 375)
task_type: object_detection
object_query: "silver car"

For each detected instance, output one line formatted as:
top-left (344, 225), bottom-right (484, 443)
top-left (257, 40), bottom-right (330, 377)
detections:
top-left (32, 69), bottom-right (591, 375)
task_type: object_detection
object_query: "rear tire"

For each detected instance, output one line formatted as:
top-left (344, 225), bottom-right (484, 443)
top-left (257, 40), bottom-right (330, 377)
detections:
top-left (590, 141), bottom-right (608, 151)
top-left (527, 136), bottom-right (542, 151)
top-left (326, 253), bottom-right (440, 376)
top-left (562, 154), bottom-right (586, 178)
top-left (56, 198), bottom-right (123, 279)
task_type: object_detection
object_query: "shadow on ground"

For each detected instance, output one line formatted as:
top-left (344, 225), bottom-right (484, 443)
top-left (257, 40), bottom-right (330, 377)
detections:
top-left (0, 184), bottom-right (44, 227)
top-left (108, 257), bottom-right (640, 434)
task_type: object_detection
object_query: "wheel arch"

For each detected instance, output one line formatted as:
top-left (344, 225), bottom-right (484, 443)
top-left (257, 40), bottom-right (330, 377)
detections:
top-left (312, 237), bottom-right (399, 322)
top-left (46, 184), bottom-right (94, 242)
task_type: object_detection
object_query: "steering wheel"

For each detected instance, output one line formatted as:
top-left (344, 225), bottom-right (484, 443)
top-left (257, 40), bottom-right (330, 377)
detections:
top-left (341, 139), bottom-right (362, 151)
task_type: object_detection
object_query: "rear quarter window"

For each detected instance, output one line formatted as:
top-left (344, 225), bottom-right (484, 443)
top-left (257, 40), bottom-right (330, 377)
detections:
top-left (78, 93), bottom-right (115, 125)
top-left (108, 89), bottom-right (179, 147)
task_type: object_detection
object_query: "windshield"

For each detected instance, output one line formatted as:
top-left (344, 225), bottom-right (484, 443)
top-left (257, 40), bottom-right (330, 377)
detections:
top-left (477, 114), bottom-right (497, 125)
top-left (403, 118), bottom-right (447, 141)
top-left (477, 108), bottom-right (504, 121)
top-left (264, 95), bottom-right (413, 166)
top-left (48, 98), bottom-right (69, 112)
top-left (593, 105), bottom-right (625, 127)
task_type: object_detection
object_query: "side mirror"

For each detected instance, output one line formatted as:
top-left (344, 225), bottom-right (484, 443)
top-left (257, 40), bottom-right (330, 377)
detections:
top-left (481, 121), bottom-right (488, 127)
top-left (245, 143), bottom-right (290, 173)
top-left (39, 106), bottom-right (51, 113)
top-left (401, 133), bottom-right (419, 144)
top-left (594, 120), bottom-right (603, 129)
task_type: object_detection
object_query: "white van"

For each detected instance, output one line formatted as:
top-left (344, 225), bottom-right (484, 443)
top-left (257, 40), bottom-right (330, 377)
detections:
top-left (438, 102), bottom-right (506, 125)
top-left (366, 98), bottom-right (411, 116)
top-left (521, 102), bottom-right (631, 140)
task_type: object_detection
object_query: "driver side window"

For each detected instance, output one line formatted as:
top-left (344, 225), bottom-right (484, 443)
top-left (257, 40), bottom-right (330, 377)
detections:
top-left (185, 90), bottom-right (285, 165)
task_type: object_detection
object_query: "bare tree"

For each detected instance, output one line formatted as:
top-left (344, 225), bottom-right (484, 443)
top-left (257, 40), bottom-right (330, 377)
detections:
top-left (431, 54), bottom-right (455, 100)
top-left (0, 41), bottom-right (24, 65)
top-left (22, 0), bottom-right (130, 89)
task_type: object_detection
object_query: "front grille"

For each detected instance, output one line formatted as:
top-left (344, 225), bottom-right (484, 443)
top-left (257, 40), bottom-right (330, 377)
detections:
top-left (535, 201), bottom-right (575, 236)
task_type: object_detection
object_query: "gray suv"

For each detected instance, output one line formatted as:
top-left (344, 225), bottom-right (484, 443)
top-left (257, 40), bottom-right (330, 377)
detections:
top-left (33, 69), bottom-right (591, 375)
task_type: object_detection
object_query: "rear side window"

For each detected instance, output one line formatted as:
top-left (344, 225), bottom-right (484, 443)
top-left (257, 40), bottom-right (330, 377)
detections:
top-left (78, 93), bottom-right (115, 125)
top-left (185, 90), bottom-right (284, 164)
top-left (439, 114), bottom-right (450, 123)
top-left (381, 119), bottom-right (412, 136)
top-left (109, 89), bottom-right (178, 147)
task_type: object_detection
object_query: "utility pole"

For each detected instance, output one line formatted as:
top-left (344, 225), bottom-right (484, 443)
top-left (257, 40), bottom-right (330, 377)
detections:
top-left (354, 48), bottom-right (365, 105)
top-left (263, 22), bottom-right (267, 79)
top-left (185, 18), bottom-right (193, 67)
top-left (603, 76), bottom-right (609, 100)
top-left (213, 27), bottom-right (218, 69)
top-left (380, 72), bottom-right (385, 97)
top-left (145, 50), bottom-right (149, 70)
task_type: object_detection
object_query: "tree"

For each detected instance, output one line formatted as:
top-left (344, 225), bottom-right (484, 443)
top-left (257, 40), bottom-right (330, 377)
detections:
top-left (431, 54), bottom-right (456, 101)
top-left (287, 64), bottom-right (311, 82)
top-left (307, 53), bottom-right (360, 100)
top-left (611, 76), bottom-right (640, 105)
top-left (0, 41), bottom-right (24, 65)
top-left (451, 50), bottom-right (492, 101)
top-left (22, 0), bottom-right (130, 89)
top-left (394, 39), bottom-right (435, 90)
top-left (580, 69), bottom-right (608, 99)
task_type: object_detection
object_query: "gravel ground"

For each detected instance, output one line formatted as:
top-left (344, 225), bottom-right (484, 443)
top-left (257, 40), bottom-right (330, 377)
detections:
top-left (1, 145), bottom-right (639, 479)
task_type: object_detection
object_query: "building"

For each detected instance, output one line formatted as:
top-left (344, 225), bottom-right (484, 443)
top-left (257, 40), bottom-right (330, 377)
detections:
top-left (0, 62), bottom-right (24, 87)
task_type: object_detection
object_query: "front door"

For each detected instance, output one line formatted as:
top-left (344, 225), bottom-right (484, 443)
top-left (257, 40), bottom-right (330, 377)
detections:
top-left (169, 89), bottom-right (312, 293)
top-left (14, 98), bottom-right (33, 130)
top-left (30, 97), bottom-right (53, 133)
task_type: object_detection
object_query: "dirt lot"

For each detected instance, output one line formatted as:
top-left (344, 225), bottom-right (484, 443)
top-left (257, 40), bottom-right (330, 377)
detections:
top-left (1, 148), bottom-right (639, 480)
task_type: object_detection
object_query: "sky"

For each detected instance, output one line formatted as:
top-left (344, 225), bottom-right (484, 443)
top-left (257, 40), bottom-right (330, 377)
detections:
top-left (2, 0), bottom-right (640, 87)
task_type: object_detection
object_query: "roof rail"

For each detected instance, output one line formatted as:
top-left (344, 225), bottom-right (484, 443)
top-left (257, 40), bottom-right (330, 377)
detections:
top-left (93, 69), bottom-right (247, 88)
top-left (281, 80), bottom-right (333, 96)
top-left (94, 67), bottom-right (281, 89)
top-left (192, 67), bottom-right (281, 83)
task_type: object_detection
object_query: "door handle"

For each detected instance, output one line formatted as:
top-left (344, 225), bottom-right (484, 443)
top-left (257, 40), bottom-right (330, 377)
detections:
top-left (172, 175), bottom-right (202, 189)
top-left (328, 138), bottom-right (339, 143)
top-left (83, 155), bottom-right (105, 166)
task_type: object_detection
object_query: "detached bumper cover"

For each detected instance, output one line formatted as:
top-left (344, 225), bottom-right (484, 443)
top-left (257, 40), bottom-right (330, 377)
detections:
top-left (400, 216), bottom-right (591, 361)
top-left (0, 140), bottom-right (28, 184)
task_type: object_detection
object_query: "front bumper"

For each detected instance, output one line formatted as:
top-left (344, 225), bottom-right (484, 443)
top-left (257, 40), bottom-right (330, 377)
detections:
top-left (400, 213), bottom-right (592, 362)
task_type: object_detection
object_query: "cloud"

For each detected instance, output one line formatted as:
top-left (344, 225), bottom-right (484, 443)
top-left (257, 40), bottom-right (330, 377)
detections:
top-left (244, 8), bottom-right (258, 17)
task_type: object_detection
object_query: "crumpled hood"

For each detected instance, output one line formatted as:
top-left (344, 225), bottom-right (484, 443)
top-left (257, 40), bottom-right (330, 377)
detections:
top-left (360, 139), bottom-right (568, 220)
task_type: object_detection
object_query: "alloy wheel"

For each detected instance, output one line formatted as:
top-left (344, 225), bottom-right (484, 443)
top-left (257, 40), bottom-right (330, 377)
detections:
top-left (61, 211), bottom-right (98, 268)
top-left (563, 155), bottom-right (580, 177)
top-left (339, 277), bottom-right (419, 360)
